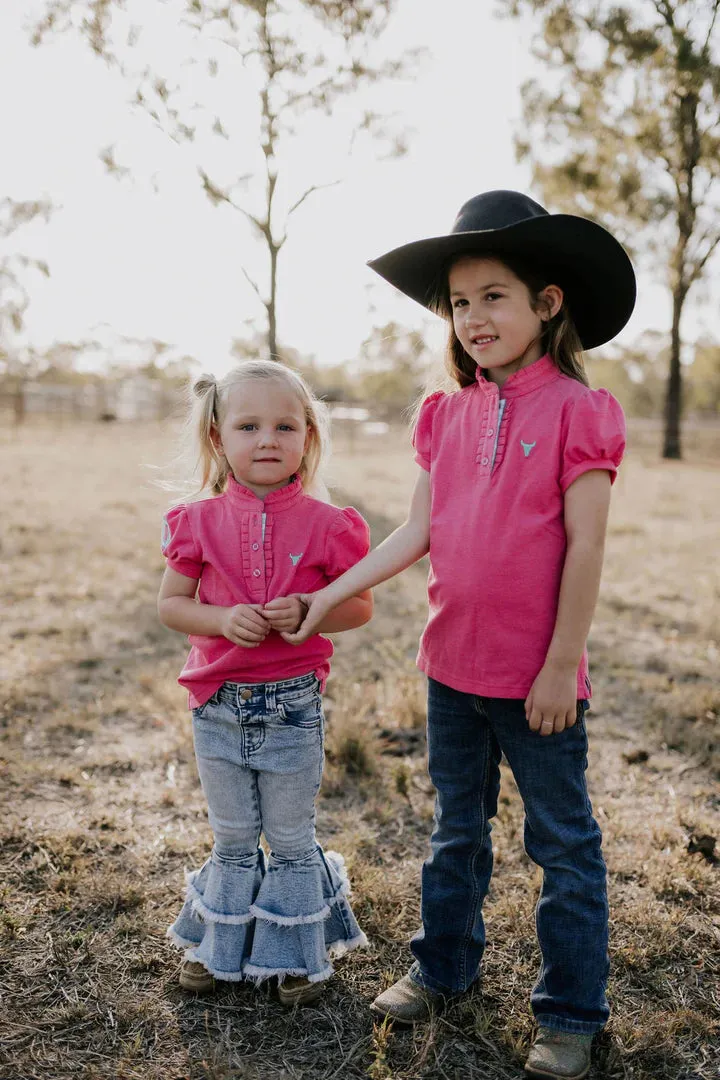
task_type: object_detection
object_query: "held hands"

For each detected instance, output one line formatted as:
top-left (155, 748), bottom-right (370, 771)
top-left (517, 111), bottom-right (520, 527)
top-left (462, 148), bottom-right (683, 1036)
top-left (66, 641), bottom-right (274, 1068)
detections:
top-left (262, 595), bottom-right (307, 635)
top-left (280, 589), bottom-right (333, 644)
top-left (218, 604), bottom-right (270, 648)
top-left (525, 660), bottom-right (578, 736)
top-left (218, 595), bottom-right (319, 646)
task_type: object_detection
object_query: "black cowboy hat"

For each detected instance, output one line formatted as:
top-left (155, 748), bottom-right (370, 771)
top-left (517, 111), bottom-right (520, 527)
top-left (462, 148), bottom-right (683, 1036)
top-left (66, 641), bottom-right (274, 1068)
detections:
top-left (367, 190), bottom-right (636, 350)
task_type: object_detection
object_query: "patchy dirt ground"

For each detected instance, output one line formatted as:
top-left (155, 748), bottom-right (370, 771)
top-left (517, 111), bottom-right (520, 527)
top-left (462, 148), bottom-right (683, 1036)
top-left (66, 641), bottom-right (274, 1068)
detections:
top-left (0, 419), bottom-right (718, 1080)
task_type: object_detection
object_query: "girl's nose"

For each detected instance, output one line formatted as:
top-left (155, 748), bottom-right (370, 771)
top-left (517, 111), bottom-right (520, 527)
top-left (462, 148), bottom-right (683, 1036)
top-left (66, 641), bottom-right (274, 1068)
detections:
top-left (258, 428), bottom-right (279, 446)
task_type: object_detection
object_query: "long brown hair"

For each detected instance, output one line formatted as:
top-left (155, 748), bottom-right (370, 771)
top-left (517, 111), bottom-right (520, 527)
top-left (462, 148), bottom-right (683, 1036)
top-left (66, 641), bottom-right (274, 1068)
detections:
top-left (412, 251), bottom-right (588, 423)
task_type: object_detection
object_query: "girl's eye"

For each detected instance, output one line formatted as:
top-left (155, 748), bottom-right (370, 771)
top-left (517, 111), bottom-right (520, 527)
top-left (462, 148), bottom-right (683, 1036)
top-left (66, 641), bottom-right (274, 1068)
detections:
top-left (485, 292), bottom-right (502, 302)
top-left (452, 298), bottom-right (467, 310)
top-left (238, 423), bottom-right (256, 431)
top-left (278, 424), bottom-right (294, 432)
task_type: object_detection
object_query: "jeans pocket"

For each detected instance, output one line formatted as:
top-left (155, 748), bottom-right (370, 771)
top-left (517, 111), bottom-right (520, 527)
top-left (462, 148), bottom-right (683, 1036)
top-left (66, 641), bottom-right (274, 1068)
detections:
top-left (192, 689), bottom-right (222, 720)
top-left (277, 690), bottom-right (323, 729)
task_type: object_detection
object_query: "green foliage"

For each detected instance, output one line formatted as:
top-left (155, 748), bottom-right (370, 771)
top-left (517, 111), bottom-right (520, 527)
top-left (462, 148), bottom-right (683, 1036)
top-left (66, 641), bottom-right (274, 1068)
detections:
top-left (501, 0), bottom-right (720, 456)
top-left (354, 322), bottom-right (432, 416)
top-left (688, 339), bottom-right (720, 414)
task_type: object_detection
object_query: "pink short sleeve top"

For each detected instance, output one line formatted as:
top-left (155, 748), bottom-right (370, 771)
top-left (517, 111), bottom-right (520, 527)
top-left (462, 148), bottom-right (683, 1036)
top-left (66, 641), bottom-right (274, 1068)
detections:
top-left (413, 354), bottom-right (626, 699)
top-left (162, 475), bottom-right (370, 708)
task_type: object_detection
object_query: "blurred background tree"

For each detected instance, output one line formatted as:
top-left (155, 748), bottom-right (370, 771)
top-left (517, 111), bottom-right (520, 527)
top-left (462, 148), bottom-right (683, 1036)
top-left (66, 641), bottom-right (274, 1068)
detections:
top-left (500, 0), bottom-right (720, 459)
top-left (0, 197), bottom-right (52, 354)
top-left (0, 197), bottom-right (53, 421)
top-left (354, 322), bottom-right (431, 417)
top-left (33, 0), bottom-right (419, 362)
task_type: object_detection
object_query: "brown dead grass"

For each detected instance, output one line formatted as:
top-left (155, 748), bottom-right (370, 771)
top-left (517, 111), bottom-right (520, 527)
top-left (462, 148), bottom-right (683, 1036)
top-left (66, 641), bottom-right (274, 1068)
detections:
top-left (0, 417), bottom-right (718, 1080)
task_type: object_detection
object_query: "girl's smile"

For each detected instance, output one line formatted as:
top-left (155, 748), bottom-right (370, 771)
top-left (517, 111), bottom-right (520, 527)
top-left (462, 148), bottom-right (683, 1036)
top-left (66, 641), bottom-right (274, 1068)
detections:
top-left (449, 256), bottom-right (562, 386)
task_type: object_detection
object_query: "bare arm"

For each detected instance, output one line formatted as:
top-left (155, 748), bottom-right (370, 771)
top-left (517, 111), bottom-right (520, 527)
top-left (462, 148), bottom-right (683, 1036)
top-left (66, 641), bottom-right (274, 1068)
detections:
top-left (526, 469), bottom-right (612, 735)
top-left (261, 590), bottom-right (373, 635)
top-left (158, 566), bottom-right (270, 647)
top-left (314, 591), bottom-right (373, 633)
top-left (282, 468), bottom-right (431, 643)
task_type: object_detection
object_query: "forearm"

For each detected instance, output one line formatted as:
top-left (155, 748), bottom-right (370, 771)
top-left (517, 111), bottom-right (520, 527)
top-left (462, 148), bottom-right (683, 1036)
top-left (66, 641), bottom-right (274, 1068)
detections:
top-left (315, 593), bottom-right (373, 633)
top-left (158, 595), bottom-right (225, 637)
top-left (321, 521), bottom-right (429, 608)
top-left (544, 537), bottom-right (606, 669)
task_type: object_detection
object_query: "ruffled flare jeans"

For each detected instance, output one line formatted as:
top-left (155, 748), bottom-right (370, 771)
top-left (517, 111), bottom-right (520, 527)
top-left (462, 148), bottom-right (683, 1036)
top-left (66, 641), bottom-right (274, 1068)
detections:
top-left (167, 672), bottom-right (367, 984)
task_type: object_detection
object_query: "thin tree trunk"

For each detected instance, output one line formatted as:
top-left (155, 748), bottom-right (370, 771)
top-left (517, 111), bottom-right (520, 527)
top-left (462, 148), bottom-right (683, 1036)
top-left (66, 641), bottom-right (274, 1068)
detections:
top-left (663, 287), bottom-right (684, 459)
top-left (13, 377), bottom-right (25, 425)
top-left (268, 243), bottom-right (278, 360)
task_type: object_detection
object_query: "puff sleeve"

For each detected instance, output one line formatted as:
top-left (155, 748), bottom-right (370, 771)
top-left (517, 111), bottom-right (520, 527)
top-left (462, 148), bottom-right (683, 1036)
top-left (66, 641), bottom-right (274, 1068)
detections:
top-left (323, 507), bottom-right (371, 582)
top-left (161, 505), bottom-right (202, 578)
top-left (560, 388), bottom-right (627, 493)
top-left (412, 391), bottom-right (444, 472)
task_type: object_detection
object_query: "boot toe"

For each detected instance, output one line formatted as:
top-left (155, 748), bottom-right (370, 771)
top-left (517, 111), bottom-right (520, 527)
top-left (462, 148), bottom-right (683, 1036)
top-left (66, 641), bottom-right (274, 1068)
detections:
top-left (370, 974), bottom-right (443, 1025)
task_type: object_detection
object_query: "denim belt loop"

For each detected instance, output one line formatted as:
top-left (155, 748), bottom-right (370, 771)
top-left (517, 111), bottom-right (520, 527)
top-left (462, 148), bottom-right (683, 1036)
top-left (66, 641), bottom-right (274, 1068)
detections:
top-left (266, 682), bottom-right (277, 714)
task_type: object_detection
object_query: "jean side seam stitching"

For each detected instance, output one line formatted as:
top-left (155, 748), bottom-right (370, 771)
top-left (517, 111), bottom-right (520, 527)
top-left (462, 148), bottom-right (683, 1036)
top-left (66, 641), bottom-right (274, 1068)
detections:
top-left (458, 721), bottom-right (491, 988)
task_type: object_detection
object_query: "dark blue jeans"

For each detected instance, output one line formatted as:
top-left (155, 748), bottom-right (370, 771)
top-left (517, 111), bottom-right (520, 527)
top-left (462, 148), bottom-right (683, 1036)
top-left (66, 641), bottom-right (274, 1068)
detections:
top-left (410, 678), bottom-right (609, 1035)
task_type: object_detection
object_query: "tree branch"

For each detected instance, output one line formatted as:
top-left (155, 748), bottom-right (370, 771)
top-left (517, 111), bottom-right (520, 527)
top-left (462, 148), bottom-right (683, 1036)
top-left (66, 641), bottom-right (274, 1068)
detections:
top-left (287, 180), bottom-right (340, 219)
top-left (703, 0), bottom-right (720, 55)
top-left (240, 264), bottom-right (265, 305)
top-left (689, 231), bottom-right (720, 285)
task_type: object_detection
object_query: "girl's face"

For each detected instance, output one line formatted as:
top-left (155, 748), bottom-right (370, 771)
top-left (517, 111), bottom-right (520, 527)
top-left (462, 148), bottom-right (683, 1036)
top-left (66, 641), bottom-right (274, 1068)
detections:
top-left (214, 378), bottom-right (309, 497)
top-left (448, 256), bottom-right (563, 386)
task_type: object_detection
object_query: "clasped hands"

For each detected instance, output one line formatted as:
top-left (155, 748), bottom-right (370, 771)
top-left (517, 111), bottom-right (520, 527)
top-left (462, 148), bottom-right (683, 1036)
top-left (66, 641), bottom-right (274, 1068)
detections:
top-left (218, 596), bottom-right (308, 647)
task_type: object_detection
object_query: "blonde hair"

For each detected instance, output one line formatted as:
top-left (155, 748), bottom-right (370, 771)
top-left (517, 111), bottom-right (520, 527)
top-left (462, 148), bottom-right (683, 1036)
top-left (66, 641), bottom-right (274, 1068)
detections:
top-left (411, 251), bottom-right (588, 426)
top-left (188, 360), bottom-right (329, 497)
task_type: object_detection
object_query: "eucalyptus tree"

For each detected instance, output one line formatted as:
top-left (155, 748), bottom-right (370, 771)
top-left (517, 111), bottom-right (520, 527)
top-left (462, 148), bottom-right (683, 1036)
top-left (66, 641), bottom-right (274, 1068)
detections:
top-left (500, 0), bottom-right (720, 458)
top-left (33, 0), bottom-right (416, 360)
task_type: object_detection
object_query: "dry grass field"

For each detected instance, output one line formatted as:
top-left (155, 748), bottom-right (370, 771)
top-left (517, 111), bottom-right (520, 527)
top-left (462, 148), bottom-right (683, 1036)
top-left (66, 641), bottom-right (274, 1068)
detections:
top-left (1, 417), bottom-right (719, 1080)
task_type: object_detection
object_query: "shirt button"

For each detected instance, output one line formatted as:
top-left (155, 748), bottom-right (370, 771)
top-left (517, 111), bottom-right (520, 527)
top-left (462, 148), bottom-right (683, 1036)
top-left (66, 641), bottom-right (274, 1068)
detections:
top-left (252, 542), bottom-right (259, 551)
top-left (253, 568), bottom-right (261, 577)
top-left (487, 429), bottom-right (494, 436)
top-left (481, 456), bottom-right (489, 466)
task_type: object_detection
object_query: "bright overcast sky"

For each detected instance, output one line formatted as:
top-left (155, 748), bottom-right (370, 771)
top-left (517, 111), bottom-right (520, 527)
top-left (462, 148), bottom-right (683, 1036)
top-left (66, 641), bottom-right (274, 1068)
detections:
top-left (0, 0), bottom-right (714, 373)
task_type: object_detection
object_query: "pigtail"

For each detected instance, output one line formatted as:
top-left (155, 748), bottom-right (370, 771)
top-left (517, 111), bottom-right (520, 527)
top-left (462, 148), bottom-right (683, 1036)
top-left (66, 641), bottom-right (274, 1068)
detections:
top-left (192, 374), bottom-right (230, 495)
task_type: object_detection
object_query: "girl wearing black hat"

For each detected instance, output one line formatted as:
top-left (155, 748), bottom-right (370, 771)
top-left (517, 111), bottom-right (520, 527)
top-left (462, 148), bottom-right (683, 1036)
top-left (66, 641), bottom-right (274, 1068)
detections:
top-left (284, 191), bottom-right (635, 1080)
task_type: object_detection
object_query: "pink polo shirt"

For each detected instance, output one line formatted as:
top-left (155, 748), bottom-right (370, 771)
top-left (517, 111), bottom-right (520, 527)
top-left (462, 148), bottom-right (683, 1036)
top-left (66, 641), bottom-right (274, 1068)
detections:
top-left (162, 475), bottom-right (370, 708)
top-left (413, 354), bottom-right (626, 700)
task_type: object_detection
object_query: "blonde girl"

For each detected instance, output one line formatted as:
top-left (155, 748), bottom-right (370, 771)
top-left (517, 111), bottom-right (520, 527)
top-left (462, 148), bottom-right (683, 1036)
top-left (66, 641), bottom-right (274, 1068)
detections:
top-left (158, 359), bottom-right (372, 1005)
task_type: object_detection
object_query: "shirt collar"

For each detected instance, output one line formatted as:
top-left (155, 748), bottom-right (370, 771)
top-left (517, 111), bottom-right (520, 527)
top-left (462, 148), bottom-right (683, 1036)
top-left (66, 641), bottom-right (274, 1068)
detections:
top-left (475, 353), bottom-right (561, 398)
top-left (225, 473), bottom-right (303, 510)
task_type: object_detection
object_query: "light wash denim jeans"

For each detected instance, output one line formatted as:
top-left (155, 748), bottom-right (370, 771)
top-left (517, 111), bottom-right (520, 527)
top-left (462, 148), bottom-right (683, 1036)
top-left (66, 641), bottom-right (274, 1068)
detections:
top-left (409, 678), bottom-right (609, 1035)
top-left (167, 672), bottom-right (367, 984)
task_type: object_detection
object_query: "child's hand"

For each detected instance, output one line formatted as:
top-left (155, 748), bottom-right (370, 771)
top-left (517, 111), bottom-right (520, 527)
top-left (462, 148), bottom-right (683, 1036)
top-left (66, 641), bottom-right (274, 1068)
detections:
top-left (525, 661), bottom-right (578, 736)
top-left (219, 604), bottom-right (270, 648)
top-left (281, 589), bottom-right (333, 644)
top-left (262, 595), bottom-right (307, 635)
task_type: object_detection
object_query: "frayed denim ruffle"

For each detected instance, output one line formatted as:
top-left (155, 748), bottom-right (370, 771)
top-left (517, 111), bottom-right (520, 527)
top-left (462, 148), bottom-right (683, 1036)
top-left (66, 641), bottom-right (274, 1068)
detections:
top-left (167, 846), bottom-right (366, 984)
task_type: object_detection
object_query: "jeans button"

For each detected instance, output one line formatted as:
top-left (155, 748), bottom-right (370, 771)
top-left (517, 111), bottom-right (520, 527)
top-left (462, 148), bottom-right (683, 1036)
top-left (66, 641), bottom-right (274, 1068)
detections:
top-left (240, 688), bottom-right (252, 701)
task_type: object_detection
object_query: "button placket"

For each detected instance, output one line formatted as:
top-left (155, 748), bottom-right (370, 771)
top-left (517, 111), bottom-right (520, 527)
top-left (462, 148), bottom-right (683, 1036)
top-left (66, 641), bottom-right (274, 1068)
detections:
top-left (486, 396), bottom-right (500, 472)
top-left (476, 394), bottom-right (498, 478)
top-left (242, 510), bottom-right (266, 598)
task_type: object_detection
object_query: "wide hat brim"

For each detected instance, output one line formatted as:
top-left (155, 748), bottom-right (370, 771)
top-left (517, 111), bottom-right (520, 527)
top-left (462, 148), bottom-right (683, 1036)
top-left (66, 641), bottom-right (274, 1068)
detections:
top-left (367, 211), bottom-right (636, 351)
